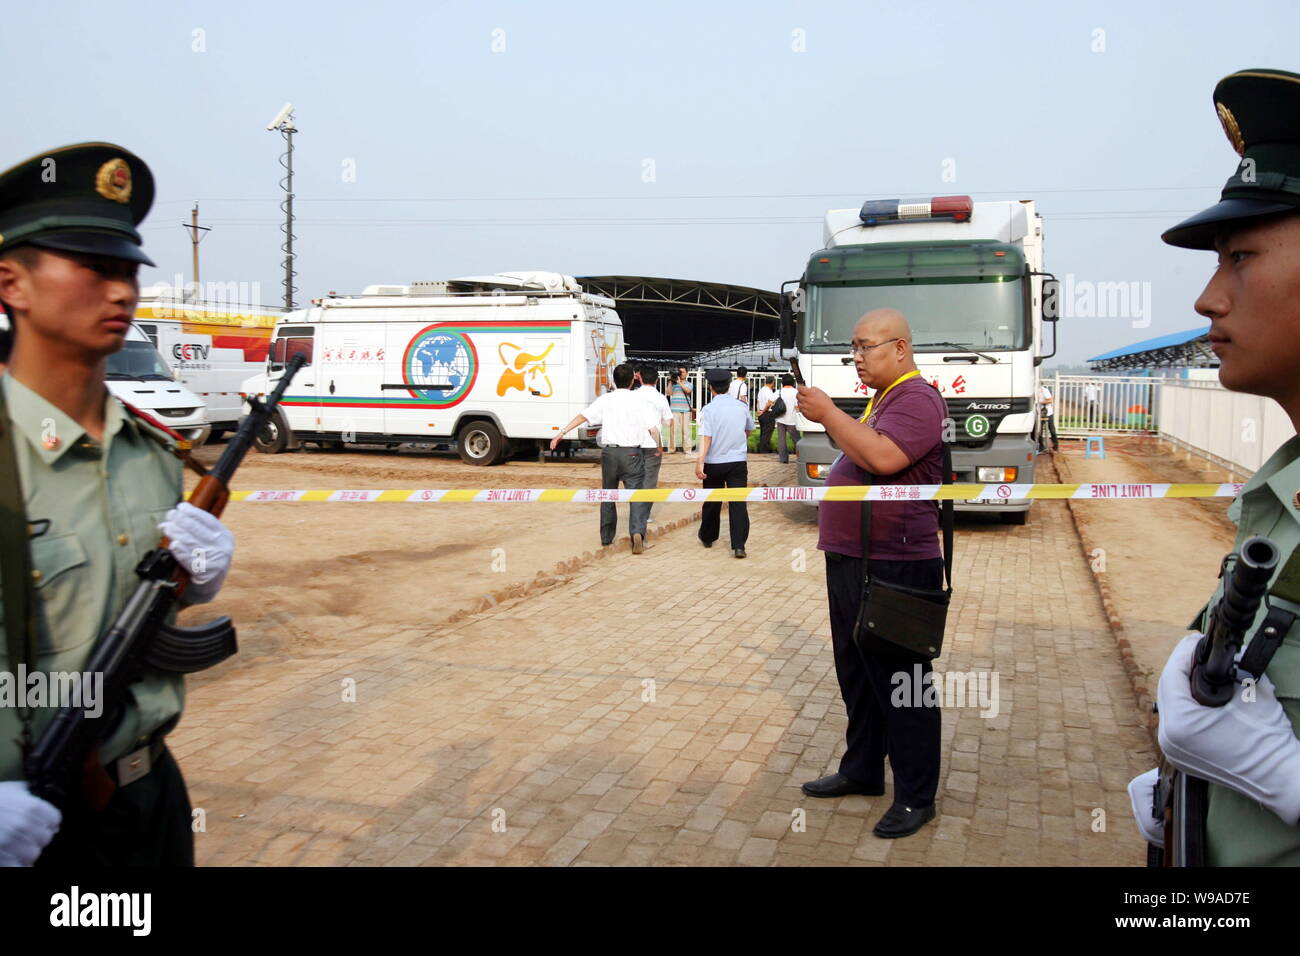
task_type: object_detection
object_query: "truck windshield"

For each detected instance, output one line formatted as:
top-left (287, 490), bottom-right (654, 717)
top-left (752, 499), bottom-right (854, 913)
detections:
top-left (105, 341), bottom-right (175, 381)
top-left (803, 277), bottom-right (1026, 353)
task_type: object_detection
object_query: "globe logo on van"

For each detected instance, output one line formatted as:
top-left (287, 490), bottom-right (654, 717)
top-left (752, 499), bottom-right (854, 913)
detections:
top-left (402, 328), bottom-right (477, 406)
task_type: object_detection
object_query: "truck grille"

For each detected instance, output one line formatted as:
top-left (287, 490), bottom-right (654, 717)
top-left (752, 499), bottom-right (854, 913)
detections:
top-left (946, 397), bottom-right (1032, 445)
top-left (155, 407), bottom-right (199, 419)
top-left (834, 396), bottom-right (1031, 446)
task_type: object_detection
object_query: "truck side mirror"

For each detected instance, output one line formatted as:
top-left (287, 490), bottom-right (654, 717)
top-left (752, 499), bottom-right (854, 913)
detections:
top-left (779, 279), bottom-right (803, 351)
top-left (1041, 277), bottom-right (1060, 322)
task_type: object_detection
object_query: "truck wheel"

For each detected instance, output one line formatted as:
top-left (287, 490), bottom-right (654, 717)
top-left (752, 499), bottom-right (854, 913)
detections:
top-left (254, 409), bottom-right (290, 454)
top-left (1002, 510), bottom-right (1028, 526)
top-left (457, 421), bottom-right (504, 465)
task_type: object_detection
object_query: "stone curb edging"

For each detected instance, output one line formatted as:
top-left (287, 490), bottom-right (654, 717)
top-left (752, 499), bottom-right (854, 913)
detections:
top-left (1049, 452), bottom-right (1159, 744)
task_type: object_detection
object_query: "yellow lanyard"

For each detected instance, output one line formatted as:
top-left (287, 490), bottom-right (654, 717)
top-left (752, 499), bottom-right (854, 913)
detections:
top-left (860, 369), bottom-right (920, 423)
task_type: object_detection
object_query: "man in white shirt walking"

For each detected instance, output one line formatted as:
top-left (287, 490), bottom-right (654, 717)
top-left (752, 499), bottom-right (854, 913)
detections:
top-left (1084, 381), bottom-right (1101, 425)
top-left (727, 366), bottom-right (749, 405)
top-left (634, 363), bottom-right (672, 522)
top-left (552, 363), bottom-right (661, 553)
top-left (1038, 382), bottom-right (1059, 453)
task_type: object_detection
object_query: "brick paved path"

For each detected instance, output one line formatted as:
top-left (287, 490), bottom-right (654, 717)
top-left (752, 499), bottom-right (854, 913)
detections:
top-left (173, 473), bottom-right (1155, 866)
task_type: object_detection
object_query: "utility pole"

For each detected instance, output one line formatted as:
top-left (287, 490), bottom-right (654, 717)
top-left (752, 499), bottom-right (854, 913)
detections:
top-left (182, 202), bottom-right (210, 302)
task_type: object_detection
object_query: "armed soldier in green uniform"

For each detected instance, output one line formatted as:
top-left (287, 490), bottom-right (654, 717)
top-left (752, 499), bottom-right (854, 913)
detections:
top-left (0, 143), bottom-right (234, 866)
top-left (1129, 70), bottom-right (1300, 866)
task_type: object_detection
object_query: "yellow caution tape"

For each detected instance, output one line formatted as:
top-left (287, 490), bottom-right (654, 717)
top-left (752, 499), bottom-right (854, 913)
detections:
top-left (209, 482), bottom-right (1245, 504)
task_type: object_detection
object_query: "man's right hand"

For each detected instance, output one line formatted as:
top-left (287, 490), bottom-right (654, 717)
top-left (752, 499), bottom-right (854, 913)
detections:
top-left (0, 781), bottom-right (61, 867)
top-left (549, 435), bottom-right (561, 451)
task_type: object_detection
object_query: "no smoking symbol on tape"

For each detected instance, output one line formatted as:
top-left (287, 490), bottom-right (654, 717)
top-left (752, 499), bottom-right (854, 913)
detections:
top-left (683, 489), bottom-right (696, 500)
top-left (996, 485), bottom-right (1011, 498)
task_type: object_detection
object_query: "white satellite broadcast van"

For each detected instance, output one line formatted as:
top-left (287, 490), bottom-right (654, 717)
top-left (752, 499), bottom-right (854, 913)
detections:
top-left (241, 272), bottom-right (627, 464)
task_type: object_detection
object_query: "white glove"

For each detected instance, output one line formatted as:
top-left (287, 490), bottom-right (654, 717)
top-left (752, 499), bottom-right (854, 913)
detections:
top-left (1157, 631), bottom-right (1300, 825)
top-left (159, 502), bottom-right (234, 604)
top-left (0, 781), bottom-right (61, 867)
top-left (1127, 767), bottom-right (1164, 847)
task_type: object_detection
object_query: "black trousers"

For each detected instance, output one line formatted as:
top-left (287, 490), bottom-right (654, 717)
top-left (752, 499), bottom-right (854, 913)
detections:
top-left (757, 412), bottom-right (775, 452)
top-left (35, 746), bottom-right (195, 867)
top-left (1039, 414), bottom-right (1059, 451)
top-left (698, 460), bottom-right (749, 548)
top-left (825, 552), bottom-right (943, 808)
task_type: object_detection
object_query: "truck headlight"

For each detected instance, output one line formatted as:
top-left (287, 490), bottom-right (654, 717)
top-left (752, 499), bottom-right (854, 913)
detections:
top-left (806, 463), bottom-right (830, 479)
top-left (977, 467), bottom-right (1018, 482)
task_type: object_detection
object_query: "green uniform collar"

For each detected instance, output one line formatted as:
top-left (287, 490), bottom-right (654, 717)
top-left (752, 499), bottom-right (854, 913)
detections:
top-left (1, 373), bottom-right (130, 465)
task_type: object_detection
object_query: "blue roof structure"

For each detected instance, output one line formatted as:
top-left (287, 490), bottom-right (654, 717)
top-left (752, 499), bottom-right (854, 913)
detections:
top-left (1087, 326), bottom-right (1213, 370)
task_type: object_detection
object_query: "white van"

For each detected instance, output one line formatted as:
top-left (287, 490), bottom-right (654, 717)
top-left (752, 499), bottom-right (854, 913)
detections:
top-left (106, 325), bottom-right (211, 446)
top-left (134, 288), bottom-right (278, 438)
top-left (0, 315), bottom-right (209, 446)
top-left (241, 272), bottom-right (626, 463)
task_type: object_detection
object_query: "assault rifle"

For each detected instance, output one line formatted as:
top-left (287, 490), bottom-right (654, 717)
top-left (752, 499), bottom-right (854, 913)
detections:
top-left (24, 355), bottom-right (306, 810)
top-left (1150, 535), bottom-right (1280, 866)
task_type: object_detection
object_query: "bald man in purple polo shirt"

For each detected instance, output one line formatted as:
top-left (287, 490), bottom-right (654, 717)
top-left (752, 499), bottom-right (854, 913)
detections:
top-left (796, 308), bottom-right (946, 840)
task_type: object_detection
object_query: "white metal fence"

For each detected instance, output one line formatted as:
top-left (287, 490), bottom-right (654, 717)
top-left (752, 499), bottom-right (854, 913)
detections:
top-left (1048, 374), bottom-right (1162, 438)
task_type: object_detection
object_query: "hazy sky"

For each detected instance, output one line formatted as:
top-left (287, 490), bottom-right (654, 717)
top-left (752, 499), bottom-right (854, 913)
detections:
top-left (4, 0), bottom-right (1297, 364)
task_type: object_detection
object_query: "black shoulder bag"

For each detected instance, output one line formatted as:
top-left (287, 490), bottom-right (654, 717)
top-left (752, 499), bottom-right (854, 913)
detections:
top-left (852, 442), bottom-right (954, 659)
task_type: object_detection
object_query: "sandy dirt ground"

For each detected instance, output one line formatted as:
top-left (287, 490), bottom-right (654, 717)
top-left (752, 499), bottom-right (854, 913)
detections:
top-left (180, 442), bottom-right (790, 680)
top-left (1055, 436), bottom-right (1239, 695)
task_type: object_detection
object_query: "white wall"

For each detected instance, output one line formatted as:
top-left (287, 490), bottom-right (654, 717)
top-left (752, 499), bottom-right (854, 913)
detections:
top-left (1158, 382), bottom-right (1294, 477)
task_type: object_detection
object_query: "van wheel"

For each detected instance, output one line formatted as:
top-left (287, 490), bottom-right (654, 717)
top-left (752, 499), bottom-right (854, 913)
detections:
top-left (254, 409), bottom-right (290, 454)
top-left (1002, 510), bottom-right (1028, 526)
top-left (457, 421), bottom-right (504, 465)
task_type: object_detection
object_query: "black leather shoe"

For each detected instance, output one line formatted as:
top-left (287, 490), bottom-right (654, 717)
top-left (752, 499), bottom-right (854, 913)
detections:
top-left (872, 802), bottom-right (936, 838)
top-left (700, 538), bottom-right (713, 548)
top-left (733, 548), bottom-right (746, 559)
top-left (800, 773), bottom-right (884, 798)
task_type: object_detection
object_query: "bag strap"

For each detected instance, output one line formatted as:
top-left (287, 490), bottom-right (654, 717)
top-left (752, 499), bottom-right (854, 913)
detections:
top-left (858, 440), bottom-right (954, 592)
top-left (0, 379), bottom-right (38, 748)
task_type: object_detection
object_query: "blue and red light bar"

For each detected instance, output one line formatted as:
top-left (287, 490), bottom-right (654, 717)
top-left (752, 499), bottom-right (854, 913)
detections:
top-left (858, 195), bottom-right (973, 226)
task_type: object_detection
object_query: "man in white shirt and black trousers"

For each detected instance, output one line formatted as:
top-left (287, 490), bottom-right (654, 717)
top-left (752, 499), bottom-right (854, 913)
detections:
top-left (552, 363), bottom-right (662, 554)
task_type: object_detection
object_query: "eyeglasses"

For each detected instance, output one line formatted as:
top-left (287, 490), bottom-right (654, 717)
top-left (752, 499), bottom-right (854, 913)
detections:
top-left (849, 338), bottom-right (900, 357)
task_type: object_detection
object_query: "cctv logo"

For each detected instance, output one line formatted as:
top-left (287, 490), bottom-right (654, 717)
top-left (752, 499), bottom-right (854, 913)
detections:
top-left (171, 343), bottom-right (210, 361)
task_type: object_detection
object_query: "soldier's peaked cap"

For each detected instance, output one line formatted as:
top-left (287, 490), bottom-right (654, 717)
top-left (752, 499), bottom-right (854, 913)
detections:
top-left (0, 142), bottom-right (155, 265)
top-left (1163, 69), bottom-right (1300, 250)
